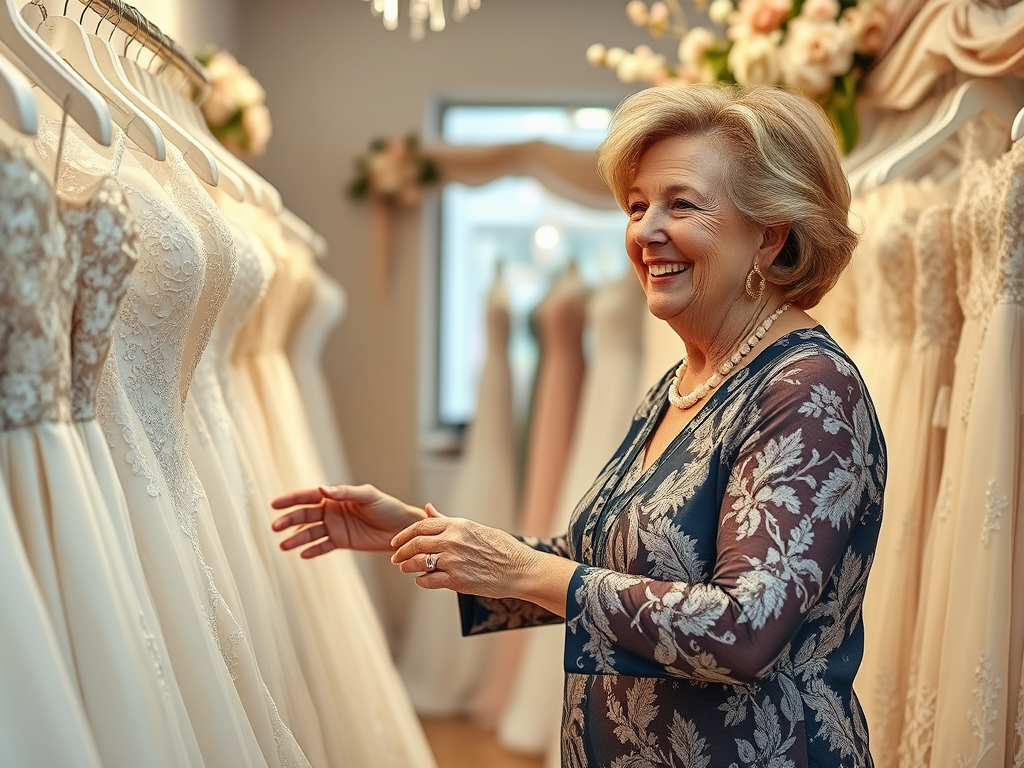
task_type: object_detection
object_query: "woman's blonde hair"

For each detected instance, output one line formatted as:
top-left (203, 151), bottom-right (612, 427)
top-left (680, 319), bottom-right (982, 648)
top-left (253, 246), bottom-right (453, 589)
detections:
top-left (597, 83), bottom-right (857, 309)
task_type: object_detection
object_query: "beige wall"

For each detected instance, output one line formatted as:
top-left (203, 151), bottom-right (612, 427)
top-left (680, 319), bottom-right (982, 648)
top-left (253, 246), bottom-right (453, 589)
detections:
top-left (235, 0), bottom-right (658, 503)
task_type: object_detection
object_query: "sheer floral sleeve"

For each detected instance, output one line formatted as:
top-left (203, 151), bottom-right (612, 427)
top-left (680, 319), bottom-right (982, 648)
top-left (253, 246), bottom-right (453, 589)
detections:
top-left (458, 533), bottom-right (573, 635)
top-left (563, 349), bottom-right (885, 684)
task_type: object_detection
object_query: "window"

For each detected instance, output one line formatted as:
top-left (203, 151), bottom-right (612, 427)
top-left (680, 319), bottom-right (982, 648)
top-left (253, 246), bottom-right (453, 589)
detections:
top-left (434, 104), bottom-right (629, 437)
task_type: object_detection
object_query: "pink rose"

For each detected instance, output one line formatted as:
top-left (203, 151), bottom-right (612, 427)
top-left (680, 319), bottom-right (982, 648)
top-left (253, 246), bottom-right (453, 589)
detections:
top-left (841, 3), bottom-right (888, 56)
top-left (729, 0), bottom-right (791, 38)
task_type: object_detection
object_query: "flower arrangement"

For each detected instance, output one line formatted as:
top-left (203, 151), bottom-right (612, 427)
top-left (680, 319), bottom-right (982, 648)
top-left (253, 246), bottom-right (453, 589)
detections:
top-left (347, 134), bottom-right (439, 207)
top-left (196, 48), bottom-right (273, 158)
top-left (586, 0), bottom-right (889, 153)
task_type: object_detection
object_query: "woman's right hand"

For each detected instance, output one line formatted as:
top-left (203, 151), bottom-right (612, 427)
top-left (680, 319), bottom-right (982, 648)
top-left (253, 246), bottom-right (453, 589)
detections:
top-left (271, 484), bottom-right (425, 558)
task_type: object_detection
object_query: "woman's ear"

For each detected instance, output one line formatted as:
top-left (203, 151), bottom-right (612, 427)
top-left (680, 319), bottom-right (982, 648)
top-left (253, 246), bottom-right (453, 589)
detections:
top-left (758, 222), bottom-right (791, 269)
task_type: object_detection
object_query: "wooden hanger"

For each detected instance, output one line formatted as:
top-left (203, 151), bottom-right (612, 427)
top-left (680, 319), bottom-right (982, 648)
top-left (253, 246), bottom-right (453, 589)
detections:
top-left (34, 3), bottom-right (164, 159)
top-left (0, 49), bottom-right (37, 134)
top-left (0, 0), bottom-right (109, 144)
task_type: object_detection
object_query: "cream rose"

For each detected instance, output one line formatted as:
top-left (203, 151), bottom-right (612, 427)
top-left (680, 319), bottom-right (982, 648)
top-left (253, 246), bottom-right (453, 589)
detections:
top-left (586, 43), bottom-right (607, 66)
top-left (800, 0), bottom-right (839, 22)
top-left (241, 104), bottom-right (272, 156)
top-left (678, 26), bottom-right (716, 67)
top-left (201, 83), bottom-right (237, 127)
top-left (727, 31), bottom-right (782, 86)
top-left (780, 17), bottom-right (853, 95)
top-left (709, 0), bottom-right (734, 26)
top-left (626, 0), bottom-right (649, 26)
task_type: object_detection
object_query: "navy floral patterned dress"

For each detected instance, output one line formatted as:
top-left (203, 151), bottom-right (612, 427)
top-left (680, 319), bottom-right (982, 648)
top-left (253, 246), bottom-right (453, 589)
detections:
top-left (459, 326), bottom-right (885, 767)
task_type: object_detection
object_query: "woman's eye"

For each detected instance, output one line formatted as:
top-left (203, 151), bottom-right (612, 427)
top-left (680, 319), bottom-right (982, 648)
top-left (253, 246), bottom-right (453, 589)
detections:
top-left (627, 202), bottom-right (647, 216)
top-left (671, 198), bottom-right (695, 211)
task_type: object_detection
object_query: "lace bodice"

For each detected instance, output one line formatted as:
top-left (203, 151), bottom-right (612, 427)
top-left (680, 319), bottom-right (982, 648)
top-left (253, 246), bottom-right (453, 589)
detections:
top-left (0, 143), bottom-right (74, 431)
top-left (913, 205), bottom-right (963, 351)
top-left (857, 183), bottom-right (919, 346)
top-left (952, 118), bottom-right (1022, 319)
top-left (140, 147), bottom-right (238, 403)
top-left (63, 178), bottom-right (140, 421)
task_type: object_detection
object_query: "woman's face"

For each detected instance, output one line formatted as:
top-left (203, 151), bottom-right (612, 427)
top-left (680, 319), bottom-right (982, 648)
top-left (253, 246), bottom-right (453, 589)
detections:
top-left (625, 133), bottom-right (763, 341)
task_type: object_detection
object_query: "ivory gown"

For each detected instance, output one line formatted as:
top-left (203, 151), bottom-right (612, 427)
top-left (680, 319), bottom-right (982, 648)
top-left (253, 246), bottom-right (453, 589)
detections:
top-left (857, 200), bottom-right (961, 768)
top-left (399, 270), bottom-right (518, 716)
top-left (899, 120), bottom-right (1024, 768)
top-left (184, 194), bottom-right (329, 768)
top-left (0, 135), bottom-right (203, 768)
top-left (0, 141), bottom-right (108, 768)
top-left (473, 262), bottom-right (590, 726)
top-left (494, 273), bottom-right (647, 758)
top-left (232, 213), bottom-right (437, 768)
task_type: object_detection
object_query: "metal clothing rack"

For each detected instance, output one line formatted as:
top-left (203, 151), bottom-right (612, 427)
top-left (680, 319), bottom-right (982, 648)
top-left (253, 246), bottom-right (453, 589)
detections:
top-left (60, 0), bottom-right (210, 98)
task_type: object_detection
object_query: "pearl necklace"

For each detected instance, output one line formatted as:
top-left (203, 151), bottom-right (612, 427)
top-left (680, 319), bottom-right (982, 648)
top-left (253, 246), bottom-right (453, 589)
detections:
top-left (668, 303), bottom-right (791, 410)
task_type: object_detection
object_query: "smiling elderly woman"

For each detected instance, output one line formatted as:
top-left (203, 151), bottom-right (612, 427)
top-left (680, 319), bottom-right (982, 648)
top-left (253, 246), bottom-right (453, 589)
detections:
top-left (272, 83), bottom-right (885, 768)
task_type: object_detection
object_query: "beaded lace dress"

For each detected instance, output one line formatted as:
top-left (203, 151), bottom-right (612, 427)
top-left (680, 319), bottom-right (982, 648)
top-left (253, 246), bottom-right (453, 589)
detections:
top-left (899, 120), bottom-right (1024, 768)
top-left (0, 141), bottom-right (103, 768)
top-left (0, 131), bottom-right (203, 768)
top-left (398, 271), bottom-right (518, 717)
top-left (857, 195), bottom-right (961, 768)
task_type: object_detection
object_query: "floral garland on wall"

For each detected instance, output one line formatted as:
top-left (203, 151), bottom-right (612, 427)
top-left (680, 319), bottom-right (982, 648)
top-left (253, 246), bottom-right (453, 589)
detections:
top-left (346, 134), bottom-right (440, 302)
top-left (586, 0), bottom-right (890, 153)
top-left (347, 135), bottom-right (439, 207)
top-left (196, 48), bottom-right (273, 158)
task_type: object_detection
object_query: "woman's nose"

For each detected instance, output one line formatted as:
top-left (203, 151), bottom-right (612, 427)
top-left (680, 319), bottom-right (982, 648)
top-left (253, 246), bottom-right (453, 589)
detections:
top-left (633, 209), bottom-right (667, 248)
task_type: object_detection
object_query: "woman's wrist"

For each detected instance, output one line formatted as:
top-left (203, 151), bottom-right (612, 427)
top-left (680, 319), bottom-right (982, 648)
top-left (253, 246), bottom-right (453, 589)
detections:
top-left (512, 548), bottom-right (578, 618)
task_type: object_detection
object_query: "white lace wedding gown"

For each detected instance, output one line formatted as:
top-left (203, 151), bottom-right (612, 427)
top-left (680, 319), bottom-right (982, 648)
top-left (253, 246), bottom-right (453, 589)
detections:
top-left (496, 273), bottom-right (647, 759)
top-left (398, 270), bottom-right (518, 716)
top-left (0, 135), bottom-right (204, 768)
top-left (899, 121), bottom-right (1024, 768)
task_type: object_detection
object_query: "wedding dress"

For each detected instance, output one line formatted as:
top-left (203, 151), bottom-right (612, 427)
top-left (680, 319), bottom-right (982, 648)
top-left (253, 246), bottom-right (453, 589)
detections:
top-left (0, 475), bottom-right (102, 768)
top-left (190, 190), bottom-right (329, 767)
top-left (398, 269), bottom-right (518, 716)
top-left (0, 135), bottom-right (203, 768)
top-left (473, 261), bottom-right (590, 726)
top-left (899, 118), bottom-right (1023, 768)
top-left (496, 273), bottom-right (647, 758)
top-left (233, 213), bottom-right (437, 768)
top-left (857, 198), bottom-right (961, 768)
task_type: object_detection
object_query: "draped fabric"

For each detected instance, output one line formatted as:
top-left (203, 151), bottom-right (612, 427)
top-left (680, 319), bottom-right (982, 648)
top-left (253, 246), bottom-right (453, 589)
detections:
top-left (861, 0), bottom-right (1024, 110)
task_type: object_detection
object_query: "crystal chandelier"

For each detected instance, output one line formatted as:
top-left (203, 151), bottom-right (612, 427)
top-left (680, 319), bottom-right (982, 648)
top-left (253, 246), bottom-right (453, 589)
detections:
top-left (366, 0), bottom-right (481, 39)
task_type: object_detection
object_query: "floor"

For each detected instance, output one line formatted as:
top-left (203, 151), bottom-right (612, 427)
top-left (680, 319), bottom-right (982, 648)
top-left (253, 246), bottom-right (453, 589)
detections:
top-left (420, 718), bottom-right (545, 768)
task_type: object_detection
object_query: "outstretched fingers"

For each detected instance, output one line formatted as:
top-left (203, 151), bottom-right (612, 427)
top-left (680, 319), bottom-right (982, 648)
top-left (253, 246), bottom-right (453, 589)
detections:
top-left (279, 522), bottom-right (328, 552)
top-left (271, 503), bottom-right (326, 533)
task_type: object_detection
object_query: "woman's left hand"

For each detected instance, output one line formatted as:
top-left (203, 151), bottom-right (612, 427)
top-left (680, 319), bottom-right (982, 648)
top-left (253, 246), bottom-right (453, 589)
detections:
top-left (390, 504), bottom-right (539, 599)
